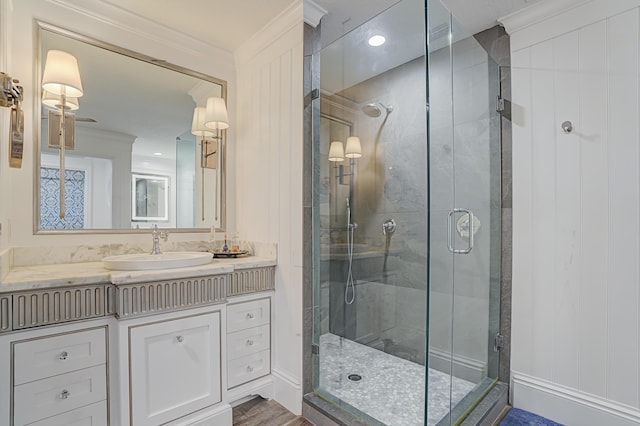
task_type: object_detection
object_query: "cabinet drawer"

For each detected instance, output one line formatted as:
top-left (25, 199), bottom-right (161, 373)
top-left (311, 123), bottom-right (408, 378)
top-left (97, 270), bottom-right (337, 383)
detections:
top-left (227, 350), bottom-right (270, 389)
top-left (227, 324), bottom-right (270, 360)
top-left (227, 298), bottom-right (270, 333)
top-left (14, 327), bottom-right (106, 385)
top-left (27, 400), bottom-right (107, 426)
top-left (14, 365), bottom-right (107, 425)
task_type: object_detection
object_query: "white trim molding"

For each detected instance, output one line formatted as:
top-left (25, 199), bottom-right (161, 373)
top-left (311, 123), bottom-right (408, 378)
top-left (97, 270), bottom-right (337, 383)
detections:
top-left (234, 1), bottom-right (303, 67)
top-left (272, 368), bottom-right (302, 416)
top-left (45, 0), bottom-right (233, 61)
top-left (500, 0), bottom-right (640, 51)
top-left (498, 0), bottom-right (592, 34)
top-left (303, 0), bottom-right (327, 28)
top-left (512, 373), bottom-right (640, 426)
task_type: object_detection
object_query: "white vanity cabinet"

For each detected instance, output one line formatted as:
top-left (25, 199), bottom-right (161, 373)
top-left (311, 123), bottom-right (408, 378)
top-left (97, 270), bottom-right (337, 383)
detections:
top-left (128, 312), bottom-right (221, 426)
top-left (0, 265), bottom-right (276, 426)
top-left (10, 326), bottom-right (108, 426)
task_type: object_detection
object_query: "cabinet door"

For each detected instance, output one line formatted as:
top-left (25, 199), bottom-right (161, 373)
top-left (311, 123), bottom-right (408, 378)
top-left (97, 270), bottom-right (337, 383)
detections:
top-left (130, 312), bottom-right (221, 426)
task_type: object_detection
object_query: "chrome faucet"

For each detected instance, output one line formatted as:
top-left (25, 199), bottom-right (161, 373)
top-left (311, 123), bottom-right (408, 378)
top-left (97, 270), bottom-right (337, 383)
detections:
top-left (150, 224), bottom-right (169, 255)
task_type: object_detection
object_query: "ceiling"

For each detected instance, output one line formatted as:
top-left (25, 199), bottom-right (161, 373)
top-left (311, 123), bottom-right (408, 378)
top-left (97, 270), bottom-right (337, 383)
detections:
top-left (314, 0), bottom-right (542, 47)
top-left (97, 0), bottom-right (542, 54)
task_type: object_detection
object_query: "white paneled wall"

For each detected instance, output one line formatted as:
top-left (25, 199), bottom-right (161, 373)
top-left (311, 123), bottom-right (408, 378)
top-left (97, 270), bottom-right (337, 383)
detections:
top-left (509, 1), bottom-right (640, 424)
top-left (234, 1), bottom-right (304, 415)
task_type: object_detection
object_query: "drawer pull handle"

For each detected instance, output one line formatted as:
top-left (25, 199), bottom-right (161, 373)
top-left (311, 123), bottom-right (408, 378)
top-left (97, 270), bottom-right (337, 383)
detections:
top-left (59, 351), bottom-right (69, 360)
top-left (60, 389), bottom-right (71, 400)
top-left (176, 336), bottom-right (184, 343)
top-left (246, 313), bottom-right (254, 320)
top-left (246, 339), bottom-right (254, 346)
top-left (246, 366), bottom-right (254, 373)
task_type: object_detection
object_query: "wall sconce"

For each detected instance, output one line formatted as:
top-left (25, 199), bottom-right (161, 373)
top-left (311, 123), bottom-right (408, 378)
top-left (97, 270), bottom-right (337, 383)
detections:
top-left (1, 72), bottom-right (24, 168)
top-left (329, 137), bottom-right (362, 185)
top-left (191, 106), bottom-right (215, 222)
top-left (191, 97), bottom-right (229, 223)
top-left (42, 50), bottom-right (84, 219)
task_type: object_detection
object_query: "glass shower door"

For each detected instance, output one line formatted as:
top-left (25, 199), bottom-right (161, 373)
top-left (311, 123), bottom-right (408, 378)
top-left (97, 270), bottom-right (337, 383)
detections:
top-left (427, 0), bottom-right (502, 423)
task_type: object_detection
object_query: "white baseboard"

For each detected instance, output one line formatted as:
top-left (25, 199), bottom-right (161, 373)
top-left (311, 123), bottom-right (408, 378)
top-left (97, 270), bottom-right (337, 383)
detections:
top-left (512, 372), bottom-right (640, 426)
top-left (428, 347), bottom-right (487, 383)
top-left (272, 368), bottom-right (302, 416)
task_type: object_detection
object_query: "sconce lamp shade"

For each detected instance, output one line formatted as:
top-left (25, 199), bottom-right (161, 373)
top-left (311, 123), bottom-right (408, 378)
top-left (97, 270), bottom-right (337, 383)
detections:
top-left (205, 97), bottom-right (229, 130)
top-left (191, 107), bottom-right (214, 137)
top-left (345, 136), bottom-right (362, 158)
top-left (42, 50), bottom-right (84, 98)
top-left (328, 141), bottom-right (345, 162)
top-left (42, 90), bottom-right (80, 111)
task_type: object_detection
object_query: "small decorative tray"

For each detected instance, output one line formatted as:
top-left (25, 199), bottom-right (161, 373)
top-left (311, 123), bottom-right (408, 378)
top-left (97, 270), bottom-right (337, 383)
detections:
top-left (211, 250), bottom-right (249, 258)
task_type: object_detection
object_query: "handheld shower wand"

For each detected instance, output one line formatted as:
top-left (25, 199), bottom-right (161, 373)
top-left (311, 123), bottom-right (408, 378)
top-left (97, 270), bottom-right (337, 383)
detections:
top-left (345, 198), bottom-right (356, 304)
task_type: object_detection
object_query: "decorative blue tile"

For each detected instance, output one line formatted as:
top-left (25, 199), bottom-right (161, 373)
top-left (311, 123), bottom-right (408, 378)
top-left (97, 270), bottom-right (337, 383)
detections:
top-left (500, 408), bottom-right (564, 426)
top-left (40, 167), bottom-right (86, 230)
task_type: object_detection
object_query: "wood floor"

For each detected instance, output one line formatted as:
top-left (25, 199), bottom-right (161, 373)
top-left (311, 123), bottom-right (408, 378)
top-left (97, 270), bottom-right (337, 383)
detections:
top-left (233, 397), bottom-right (314, 426)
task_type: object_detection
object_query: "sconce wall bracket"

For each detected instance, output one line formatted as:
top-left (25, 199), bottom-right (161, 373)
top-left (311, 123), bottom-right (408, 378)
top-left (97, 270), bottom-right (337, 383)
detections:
top-left (1, 72), bottom-right (23, 108)
top-left (1, 72), bottom-right (25, 168)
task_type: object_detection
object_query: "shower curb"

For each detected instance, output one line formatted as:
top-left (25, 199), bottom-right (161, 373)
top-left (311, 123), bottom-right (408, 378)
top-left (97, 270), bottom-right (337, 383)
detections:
top-left (302, 393), bottom-right (371, 426)
top-left (460, 382), bottom-right (509, 426)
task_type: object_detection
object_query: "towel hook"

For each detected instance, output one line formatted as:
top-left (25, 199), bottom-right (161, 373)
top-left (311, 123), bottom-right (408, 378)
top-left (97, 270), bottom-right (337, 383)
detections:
top-left (561, 121), bottom-right (573, 134)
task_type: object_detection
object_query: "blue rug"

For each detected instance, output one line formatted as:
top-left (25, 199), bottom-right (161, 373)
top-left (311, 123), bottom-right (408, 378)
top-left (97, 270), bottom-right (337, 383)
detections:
top-left (499, 408), bottom-right (564, 426)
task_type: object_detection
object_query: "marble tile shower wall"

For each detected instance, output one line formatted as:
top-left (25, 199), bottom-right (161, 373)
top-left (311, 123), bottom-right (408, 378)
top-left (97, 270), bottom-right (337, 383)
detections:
top-left (319, 36), bottom-right (497, 371)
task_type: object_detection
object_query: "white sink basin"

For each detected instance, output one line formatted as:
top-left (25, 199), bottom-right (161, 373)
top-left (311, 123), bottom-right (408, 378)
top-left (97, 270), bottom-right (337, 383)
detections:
top-left (102, 252), bottom-right (213, 271)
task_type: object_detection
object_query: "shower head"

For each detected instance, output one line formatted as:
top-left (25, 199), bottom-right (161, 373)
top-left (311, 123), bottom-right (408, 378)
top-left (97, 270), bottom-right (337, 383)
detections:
top-left (362, 102), bottom-right (394, 118)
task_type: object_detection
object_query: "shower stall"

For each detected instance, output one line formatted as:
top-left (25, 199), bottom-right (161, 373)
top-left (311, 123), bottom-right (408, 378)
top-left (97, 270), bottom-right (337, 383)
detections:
top-left (309, 0), bottom-right (504, 424)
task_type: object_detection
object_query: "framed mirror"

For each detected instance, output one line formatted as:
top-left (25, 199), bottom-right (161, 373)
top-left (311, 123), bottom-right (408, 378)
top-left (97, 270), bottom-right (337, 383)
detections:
top-left (132, 174), bottom-right (169, 223)
top-left (35, 22), bottom-right (227, 233)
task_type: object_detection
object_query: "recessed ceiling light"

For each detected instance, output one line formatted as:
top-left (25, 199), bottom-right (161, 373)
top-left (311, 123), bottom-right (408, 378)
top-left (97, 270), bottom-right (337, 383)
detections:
top-left (153, 152), bottom-right (163, 156)
top-left (368, 35), bottom-right (386, 47)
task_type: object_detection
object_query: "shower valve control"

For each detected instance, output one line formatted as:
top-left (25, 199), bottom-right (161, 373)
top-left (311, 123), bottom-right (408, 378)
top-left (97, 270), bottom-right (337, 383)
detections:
top-left (382, 219), bottom-right (397, 235)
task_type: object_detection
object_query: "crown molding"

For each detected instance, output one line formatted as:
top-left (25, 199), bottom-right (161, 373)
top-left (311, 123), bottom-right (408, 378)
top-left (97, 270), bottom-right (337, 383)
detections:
top-left (499, 0), bottom-right (593, 34)
top-left (234, 1), bottom-right (303, 67)
top-left (45, 0), bottom-right (234, 62)
top-left (303, 0), bottom-right (327, 28)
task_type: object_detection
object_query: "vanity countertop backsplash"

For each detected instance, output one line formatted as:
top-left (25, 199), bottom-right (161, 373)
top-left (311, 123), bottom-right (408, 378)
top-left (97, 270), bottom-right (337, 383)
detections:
top-left (0, 240), bottom-right (277, 292)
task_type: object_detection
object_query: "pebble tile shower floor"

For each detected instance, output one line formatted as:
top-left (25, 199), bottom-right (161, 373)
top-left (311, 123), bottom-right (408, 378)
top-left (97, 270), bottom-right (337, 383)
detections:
top-left (319, 333), bottom-right (475, 425)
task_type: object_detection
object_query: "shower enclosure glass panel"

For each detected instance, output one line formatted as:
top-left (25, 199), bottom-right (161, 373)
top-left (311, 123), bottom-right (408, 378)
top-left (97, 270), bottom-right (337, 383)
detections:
top-left (311, 0), bottom-right (501, 424)
top-left (427, 0), bottom-right (502, 423)
top-left (313, 0), bottom-right (432, 424)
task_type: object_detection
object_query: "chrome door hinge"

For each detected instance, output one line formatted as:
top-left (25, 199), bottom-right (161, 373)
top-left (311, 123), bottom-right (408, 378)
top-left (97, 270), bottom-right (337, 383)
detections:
top-left (494, 334), bottom-right (505, 352)
top-left (304, 88), bottom-right (320, 108)
top-left (496, 96), bottom-right (512, 121)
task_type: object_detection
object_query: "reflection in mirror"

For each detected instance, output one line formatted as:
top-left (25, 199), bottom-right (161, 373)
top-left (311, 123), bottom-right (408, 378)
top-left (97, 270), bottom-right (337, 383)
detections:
top-left (132, 174), bottom-right (169, 222)
top-left (36, 23), bottom-right (227, 233)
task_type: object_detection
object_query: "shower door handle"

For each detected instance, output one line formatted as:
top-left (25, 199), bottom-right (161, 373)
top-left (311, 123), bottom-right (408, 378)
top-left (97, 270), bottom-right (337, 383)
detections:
top-left (447, 208), bottom-right (474, 254)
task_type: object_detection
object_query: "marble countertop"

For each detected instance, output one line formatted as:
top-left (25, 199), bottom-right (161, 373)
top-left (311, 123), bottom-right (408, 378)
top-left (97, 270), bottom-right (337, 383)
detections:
top-left (0, 255), bottom-right (276, 293)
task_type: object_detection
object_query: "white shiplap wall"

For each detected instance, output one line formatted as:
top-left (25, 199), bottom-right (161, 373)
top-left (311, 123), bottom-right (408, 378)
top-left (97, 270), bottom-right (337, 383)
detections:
top-left (234, 1), bottom-right (304, 415)
top-left (509, 1), bottom-right (640, 424)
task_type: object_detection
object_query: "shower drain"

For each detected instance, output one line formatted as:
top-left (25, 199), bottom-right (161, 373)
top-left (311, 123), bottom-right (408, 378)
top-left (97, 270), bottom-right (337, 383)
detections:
top-left (347, 374), bottom-right (362, 382)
